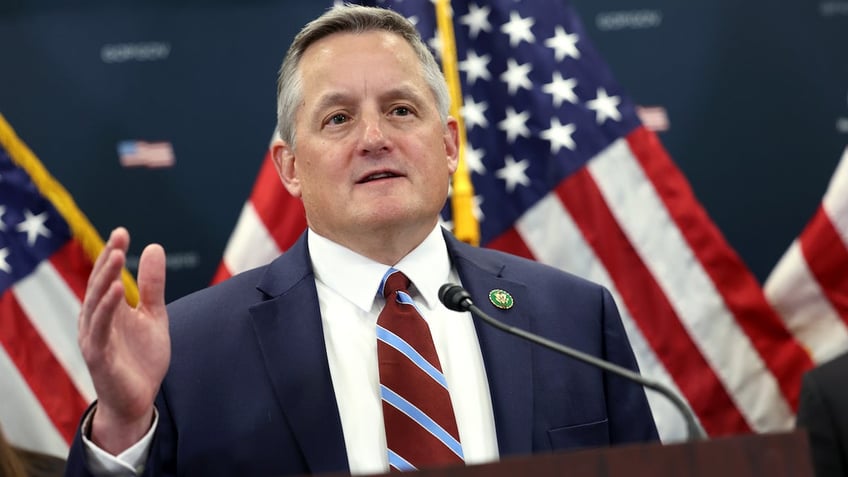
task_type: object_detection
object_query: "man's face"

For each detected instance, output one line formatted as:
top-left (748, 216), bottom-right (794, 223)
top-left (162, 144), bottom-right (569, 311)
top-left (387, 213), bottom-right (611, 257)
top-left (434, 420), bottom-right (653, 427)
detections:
top-left (275, 30), bottom-right (458, 248)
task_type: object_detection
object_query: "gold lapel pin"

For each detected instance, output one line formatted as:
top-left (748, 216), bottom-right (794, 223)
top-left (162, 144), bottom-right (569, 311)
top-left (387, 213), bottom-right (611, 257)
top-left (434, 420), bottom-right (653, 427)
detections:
top-left (488, 289), bottom-right (514, 309)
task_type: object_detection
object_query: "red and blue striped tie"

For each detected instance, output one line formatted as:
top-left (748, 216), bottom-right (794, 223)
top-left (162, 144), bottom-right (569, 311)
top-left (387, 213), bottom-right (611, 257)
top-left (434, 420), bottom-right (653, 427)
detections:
top-left (376, 268), bottom-right (464, 471)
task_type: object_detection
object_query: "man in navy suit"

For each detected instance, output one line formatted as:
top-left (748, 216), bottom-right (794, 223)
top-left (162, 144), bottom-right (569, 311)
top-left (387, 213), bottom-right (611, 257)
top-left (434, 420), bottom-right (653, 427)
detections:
top-left (67, 4), bottom-right (658, 476)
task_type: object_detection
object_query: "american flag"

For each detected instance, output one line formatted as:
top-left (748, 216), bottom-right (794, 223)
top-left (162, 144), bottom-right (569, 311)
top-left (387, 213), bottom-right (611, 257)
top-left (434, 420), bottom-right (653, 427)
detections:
top-left (117, 140), bottom-right (175, 169)
top-left (0, 114), bottom-right (139, 458)
top-left (214, 0), bottom-right (825, 441)
top-left (765, 146), bottom-right (848, 364)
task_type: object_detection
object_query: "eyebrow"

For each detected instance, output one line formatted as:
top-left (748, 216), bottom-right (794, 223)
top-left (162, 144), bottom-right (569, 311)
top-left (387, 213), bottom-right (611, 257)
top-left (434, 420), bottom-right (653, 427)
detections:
top-left (311, 84), bottom-right (428, 116)
top-left (312, 92), bottom-right (352, 116)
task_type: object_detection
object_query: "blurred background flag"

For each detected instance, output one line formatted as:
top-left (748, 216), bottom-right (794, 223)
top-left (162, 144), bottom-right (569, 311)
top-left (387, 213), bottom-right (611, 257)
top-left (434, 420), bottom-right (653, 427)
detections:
top-left (213, 0), bottom-right (817, 441)
top-left (765, 146), bottom-right (848, 363)
top-left (210, 133), bottom-right (306, 284)
top-left (0, 113), bottom-right (136, 457)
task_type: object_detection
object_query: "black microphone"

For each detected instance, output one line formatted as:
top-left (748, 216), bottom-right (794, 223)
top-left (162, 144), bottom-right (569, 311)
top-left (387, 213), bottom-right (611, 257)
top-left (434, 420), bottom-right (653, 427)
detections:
top-left (439, 283), bottom-right (706, 441)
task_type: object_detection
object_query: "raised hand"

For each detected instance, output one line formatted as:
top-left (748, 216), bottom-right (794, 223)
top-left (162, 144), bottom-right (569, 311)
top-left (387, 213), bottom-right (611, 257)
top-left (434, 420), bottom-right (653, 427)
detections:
top-left (77, 227), bottom-right (170, 454)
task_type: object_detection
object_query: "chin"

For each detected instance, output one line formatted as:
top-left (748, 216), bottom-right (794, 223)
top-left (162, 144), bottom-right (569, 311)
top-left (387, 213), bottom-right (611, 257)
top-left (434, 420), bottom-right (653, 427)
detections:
top-left (362, 208), bottom-right (430, 229)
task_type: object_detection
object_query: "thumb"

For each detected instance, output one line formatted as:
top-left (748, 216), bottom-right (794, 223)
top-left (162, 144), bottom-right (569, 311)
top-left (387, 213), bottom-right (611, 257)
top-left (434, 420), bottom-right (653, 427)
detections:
top-left (137, 243), bottom-right (167, 314)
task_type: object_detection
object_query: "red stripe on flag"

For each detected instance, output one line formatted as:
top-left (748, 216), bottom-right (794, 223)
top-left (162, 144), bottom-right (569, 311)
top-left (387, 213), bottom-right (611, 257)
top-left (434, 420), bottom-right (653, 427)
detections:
top-left (48, 240), bottom-right (92, 301)
top-left (799, 205), bottom-right (848, 326)
top-left (627, 127), bottom-right (813, 409)
top-left (211, 263), bottom-right (233, 284)
top-left (0, 291), bottom-right (89, 444)
top-left (555, 166), bottom-right (751, 435)
top-left (252, 152), bottom-right (307, 252)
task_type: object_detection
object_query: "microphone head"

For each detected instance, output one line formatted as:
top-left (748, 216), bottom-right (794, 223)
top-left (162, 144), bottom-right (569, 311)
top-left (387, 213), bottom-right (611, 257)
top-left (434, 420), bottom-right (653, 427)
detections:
top-left (439, 283), bottom-right (473, 311)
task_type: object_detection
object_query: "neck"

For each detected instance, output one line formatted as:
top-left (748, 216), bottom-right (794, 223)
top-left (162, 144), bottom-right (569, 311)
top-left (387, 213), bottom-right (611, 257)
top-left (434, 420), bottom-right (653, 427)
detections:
top-left (311, 220), bottom-right (438, 266)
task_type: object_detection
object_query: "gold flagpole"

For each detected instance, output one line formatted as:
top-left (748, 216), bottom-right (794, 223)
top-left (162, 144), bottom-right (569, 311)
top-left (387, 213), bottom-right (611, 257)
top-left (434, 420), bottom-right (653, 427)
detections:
top-left (434, 0), bottom-right (480, 246)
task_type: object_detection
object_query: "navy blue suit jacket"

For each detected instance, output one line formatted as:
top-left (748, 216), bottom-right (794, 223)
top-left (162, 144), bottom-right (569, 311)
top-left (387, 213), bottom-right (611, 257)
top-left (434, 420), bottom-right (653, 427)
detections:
top-left (67, 229), bottom-right (658, 476)
top-left (796, 351), bottom-right (848, 477)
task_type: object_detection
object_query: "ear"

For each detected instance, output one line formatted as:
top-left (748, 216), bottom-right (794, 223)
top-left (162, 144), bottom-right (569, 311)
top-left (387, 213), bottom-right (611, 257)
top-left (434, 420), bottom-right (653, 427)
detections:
top-left (444, 116), bottom-right (460, 174)
top-left (271, 138), bottom-right (302, 198)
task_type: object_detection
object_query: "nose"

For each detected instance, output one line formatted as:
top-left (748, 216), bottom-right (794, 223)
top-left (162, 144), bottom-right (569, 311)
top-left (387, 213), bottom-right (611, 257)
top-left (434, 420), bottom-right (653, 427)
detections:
top-left (359, 113), bottom-right (390, 155)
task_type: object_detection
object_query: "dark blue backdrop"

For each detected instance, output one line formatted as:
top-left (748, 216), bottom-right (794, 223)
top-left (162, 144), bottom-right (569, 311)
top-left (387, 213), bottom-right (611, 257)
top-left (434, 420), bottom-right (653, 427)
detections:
top-left (1, 0), bottom-right (846, 300)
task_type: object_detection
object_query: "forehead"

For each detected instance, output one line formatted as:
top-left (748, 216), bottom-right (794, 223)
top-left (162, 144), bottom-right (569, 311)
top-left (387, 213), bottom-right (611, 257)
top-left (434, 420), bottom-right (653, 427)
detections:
top-left (299, 30), bottom-right (423, 81)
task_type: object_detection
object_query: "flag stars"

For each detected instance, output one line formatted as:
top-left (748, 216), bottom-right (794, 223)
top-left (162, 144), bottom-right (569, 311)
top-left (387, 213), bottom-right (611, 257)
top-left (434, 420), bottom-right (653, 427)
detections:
top-left (428, 33), bottom-right (443, 59)
top-left (497, 107), bottom-right (531, 143)
top-left (545, 26), bottom-right (580, 62)
top-left (463, 144), bottom-right (486, 175)
top-left (0, 248), bottom-right (10, 273)
top-left (500, 58), bottom-right (533, 95)
top-left (16, 209), bottom-right (52, 246)
top-left (0, 205), bottom-right (7, 231)
top-left (460, 4), bottom-right (492, 39)
top-left (500, 11), bottom-right (535, 47)
top-left (586, 88), bottom-right (622, 124)
top-left (461, 95), bottom-right (489, 130)
top-left (540, 118), bottom-right (577, 153)
top-left (459, 50), bottom-right (491, 85)
top-left (542, 71), bottom-right (579, 108)
top-left (472, 195), bottom-right (485, 221)
top-left (496, 156), bottom-right (531, 193)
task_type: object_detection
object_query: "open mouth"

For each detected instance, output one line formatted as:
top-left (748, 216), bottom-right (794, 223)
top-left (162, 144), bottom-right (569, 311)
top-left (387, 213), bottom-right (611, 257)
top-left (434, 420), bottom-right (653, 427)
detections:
top-left (358, 171), bottom-right (401, 183)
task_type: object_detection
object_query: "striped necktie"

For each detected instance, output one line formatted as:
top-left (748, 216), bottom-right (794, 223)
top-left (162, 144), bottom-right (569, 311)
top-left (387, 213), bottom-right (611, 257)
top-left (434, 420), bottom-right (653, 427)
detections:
top-left (376, 268), bottom-right (464, 471)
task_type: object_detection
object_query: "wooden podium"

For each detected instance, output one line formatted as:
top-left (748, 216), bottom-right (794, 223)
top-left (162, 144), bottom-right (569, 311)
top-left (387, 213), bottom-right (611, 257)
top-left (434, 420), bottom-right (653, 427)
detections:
top-left (347, 431), bottom-right (814, 477)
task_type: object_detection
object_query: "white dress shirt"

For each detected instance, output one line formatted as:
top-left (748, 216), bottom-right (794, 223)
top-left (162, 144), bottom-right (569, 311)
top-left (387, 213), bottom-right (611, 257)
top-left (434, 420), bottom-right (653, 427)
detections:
top-left (311, 224), bottom-right (499, 474)
top-left (84, 224), bottom-right (499, 475)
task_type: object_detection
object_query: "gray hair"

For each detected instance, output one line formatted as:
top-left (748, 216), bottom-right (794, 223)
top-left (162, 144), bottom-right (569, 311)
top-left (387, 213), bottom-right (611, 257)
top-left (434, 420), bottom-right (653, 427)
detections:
top-left (276, 4), bottom-right (451, 148)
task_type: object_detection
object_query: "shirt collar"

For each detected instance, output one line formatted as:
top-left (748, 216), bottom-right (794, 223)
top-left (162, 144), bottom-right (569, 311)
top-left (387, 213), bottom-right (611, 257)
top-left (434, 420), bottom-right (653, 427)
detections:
top-left (307, 224), bottom-right (451, 312)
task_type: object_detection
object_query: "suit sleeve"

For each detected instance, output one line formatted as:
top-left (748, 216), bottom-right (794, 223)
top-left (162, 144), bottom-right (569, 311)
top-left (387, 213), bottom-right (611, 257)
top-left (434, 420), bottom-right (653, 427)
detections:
top-left (63, 403), bottom-right (166, 477)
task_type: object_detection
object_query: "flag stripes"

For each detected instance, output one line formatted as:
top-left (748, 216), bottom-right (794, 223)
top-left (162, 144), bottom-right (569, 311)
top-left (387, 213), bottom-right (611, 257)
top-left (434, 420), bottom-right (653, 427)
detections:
top-left (627, 129), bottom-right (810, 413)
top-left (16, 248), bottom-right (93, 400)
top-left (483, 128), bottom-right (806, 436)
top-left (0, 346), bottom-right (69, 455)
top-left (213, 150), bottom-right (305, 283)
top-left (512, 189), bottom-right (688, 440)
top-left (799, 207), bottom-right (848, 325)
top-left (0, 241), bottom-right (92, 453)
top-left (0, 286), bottom-right (87, 445)
top-left (604, 130), bottom-right (801, 430)
top-left (765, 146), bottom-right (848, 363)
top-left (559, 161), bottom-right (751, 435)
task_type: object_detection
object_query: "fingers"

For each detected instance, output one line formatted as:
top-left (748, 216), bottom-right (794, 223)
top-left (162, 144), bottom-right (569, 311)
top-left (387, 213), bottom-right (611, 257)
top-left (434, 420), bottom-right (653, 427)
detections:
top-left (80, 228), bottom-right (130, 329)
top-left (137, 243), bottom-right (167, 316)
top-left (84, 280), bottom-right (126, 351)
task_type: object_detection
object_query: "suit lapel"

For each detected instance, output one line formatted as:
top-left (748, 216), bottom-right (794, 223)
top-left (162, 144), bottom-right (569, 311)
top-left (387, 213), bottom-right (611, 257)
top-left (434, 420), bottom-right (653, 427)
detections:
top-left (248, 234), bottom-right (349, 474)
top-left (445, 232), bottom-right (534, 457)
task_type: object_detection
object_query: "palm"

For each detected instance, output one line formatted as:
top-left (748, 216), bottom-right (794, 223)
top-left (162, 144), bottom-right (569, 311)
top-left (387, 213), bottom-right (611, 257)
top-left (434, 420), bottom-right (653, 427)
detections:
top-left (88, 296), bottom-right (170, 420)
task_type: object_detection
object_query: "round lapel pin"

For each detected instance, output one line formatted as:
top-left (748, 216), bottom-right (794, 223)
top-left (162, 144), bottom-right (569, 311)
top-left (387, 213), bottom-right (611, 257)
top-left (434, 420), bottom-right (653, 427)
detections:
top-left (488, 289), bottom-right (514, 309)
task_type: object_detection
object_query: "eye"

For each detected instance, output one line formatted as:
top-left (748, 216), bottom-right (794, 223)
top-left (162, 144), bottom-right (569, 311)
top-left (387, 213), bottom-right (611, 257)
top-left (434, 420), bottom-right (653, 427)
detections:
top-left (391, 106), bottom-right (411, 117)
top-left (326, 113), bottom-right (348, 126)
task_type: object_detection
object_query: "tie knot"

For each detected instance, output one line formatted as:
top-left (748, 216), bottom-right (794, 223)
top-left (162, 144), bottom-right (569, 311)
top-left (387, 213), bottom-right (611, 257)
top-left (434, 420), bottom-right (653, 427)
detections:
top-left (380, 268), bottom-right (411, 299)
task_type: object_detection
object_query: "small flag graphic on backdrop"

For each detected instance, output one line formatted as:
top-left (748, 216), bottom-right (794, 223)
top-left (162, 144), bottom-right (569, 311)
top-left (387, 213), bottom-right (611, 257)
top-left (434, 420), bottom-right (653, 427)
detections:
top-left (117, 140), bottom-right (175, 168)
